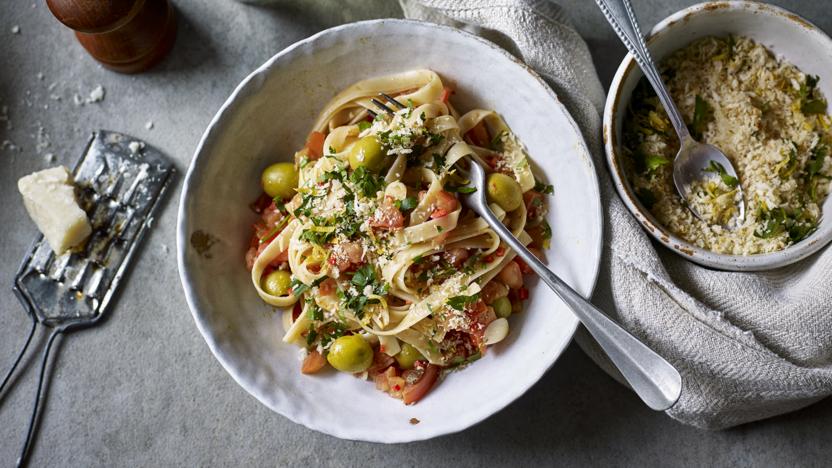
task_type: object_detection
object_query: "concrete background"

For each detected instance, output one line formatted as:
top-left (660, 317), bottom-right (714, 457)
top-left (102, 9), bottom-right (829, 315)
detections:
top-left (2, 0), bottom-right (831, 466)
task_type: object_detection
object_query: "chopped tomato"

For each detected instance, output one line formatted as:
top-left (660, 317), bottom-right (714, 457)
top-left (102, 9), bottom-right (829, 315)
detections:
top-left (402, 364), bottom-right (440, 404)
top-left (515, 257), bottom-right (533, 275)
top-left (440, 86), bottom-right (453, 104)
top-left (301, 350), bottom-right (327, 374)
top-left (495, 246), bottom-right (506, 257)
top-left (523, 190), bottom-right (547, 222)
top-left (485, 155), bottom-right (499, 170)
top-left (330, 242), bottom-right (364, 271)
top-left (245, 246), bottom-right (257, 270)
top-left (318, 278), bottom-right (337, 296)
top-left (369, 197), bottom-right (405, 230)
top-left (292, 302), bottom-right (302, 320)
top-left (262, 202), bottom-right (283, 226)
top-left (430, 190), bottom-right (459, 219)
top-left (368, 352), bottom-right (396, 374)
top-left (305, 131), bottom-right (326, 159)
top-left (374, 366), bottom-right (399, 392)
top-left (465, 121), bottom-right (490, 148)
top-left (518, 287), bottom-right (529, 301)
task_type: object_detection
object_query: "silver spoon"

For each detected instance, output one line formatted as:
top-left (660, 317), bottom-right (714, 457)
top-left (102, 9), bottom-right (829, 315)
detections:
top-left (596, 0), bottom-right (745, 226)
top-left (461, 160), bottom-right (681, 411)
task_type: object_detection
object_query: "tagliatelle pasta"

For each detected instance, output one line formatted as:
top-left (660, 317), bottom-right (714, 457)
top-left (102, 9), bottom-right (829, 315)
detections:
top-left (244, 70), bottom-right (553, 404)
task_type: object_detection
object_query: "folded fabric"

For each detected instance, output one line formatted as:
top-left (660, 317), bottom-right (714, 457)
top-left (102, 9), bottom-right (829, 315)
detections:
top-left (399, 0), bottom-right (832, 429)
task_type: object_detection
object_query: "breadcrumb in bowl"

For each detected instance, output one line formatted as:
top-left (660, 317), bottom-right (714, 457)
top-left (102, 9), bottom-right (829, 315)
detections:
top-left (604, 1), bottom-right (832, 271)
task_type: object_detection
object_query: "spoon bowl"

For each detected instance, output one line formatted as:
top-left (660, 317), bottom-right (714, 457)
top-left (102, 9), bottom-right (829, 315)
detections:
top-left (673, 139), bottom-right (746, 227)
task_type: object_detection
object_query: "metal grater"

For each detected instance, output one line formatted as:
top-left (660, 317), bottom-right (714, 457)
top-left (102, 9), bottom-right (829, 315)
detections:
top-left (2, 130), bottom-right (175, 467)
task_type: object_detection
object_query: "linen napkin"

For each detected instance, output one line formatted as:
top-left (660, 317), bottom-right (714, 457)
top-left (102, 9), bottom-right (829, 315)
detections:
top-left (399, 0), bottom-right (832, 429)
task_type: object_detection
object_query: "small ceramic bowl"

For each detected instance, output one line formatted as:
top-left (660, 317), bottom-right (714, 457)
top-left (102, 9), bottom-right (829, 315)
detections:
top-left (604, 1), bottom-right (832, 271)
top-left (178, 19), bottom-right (603, 442)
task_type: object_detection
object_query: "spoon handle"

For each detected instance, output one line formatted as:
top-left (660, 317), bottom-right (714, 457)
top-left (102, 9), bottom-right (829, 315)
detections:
top-left (595, 0), bottom-right (690, 141)
top-left (478, 207), bottom-right (681, 410)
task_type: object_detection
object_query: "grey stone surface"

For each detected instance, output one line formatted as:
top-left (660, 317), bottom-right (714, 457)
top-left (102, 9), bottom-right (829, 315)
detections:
top-left (1, 0), bottom-right (831, 466)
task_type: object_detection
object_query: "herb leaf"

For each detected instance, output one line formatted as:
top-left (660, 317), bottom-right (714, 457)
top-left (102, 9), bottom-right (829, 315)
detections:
top-left (291, 277), bottom-right (326, 296)
top-left (349, 166), bottom-right (383, 197)
top-left (534, 181), bottom-right (554, 195)
top-left (399, 196), bottom-right (418, 211)
top-left (691, 95), bottom-right (713, 140)
top-left (447, 293), bottom-right (480, 311)
top-left (703, 160), bottom-right (739, 188)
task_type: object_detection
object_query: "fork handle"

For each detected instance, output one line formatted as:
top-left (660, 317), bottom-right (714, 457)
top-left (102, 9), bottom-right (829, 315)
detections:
top-left (594, 0), bottom-right (690, 142)
top-left (480, 208), bottom-right (681, 410)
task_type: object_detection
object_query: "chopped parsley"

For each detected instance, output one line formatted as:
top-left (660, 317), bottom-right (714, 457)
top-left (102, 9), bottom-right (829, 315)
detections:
top-left (398, 196), bottom-right (418, 211)
top-left (800, 75), bottom-right (827, 115)
top-left (291, 276), bottom-right (326, 296)
top-left (445, 183), bottom-right (476, 194)
top-left (306, 304), bottom-right (324, 321)
top-left (703, 160), bottom-right (739, 188)
top-left (357, 121), bottom-right (372, 131)
top-left (634, 150), bottom-right (670, 174)
top-left (299, 227), bottom-right (335, 245)
top-left (779, 142), bottom-right (799, 179)
top-left (432, 153), bottom-right (446, 173)
top-left (534, 180), bottom-right (554, 195)
top-left (447, 293), bottom-right (480, 311)
top-left (754, 206), bottom-right (817, 243)
top-left (691, 95), bottom-right (714, 140)
top-left (350, 166), bottom-right (383, 197)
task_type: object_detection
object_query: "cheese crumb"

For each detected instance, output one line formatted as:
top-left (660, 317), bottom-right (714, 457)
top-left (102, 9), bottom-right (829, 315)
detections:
top-left (145, 121), bottom-right (154, 130)
top-left (11, 25), bottom-right (20, 34)
top-left (128, 141), bottom-right (145, 154)
top-left (18, 166), bottom-right (92, 255)
top-left (86, 85), bottom-right (105, 104)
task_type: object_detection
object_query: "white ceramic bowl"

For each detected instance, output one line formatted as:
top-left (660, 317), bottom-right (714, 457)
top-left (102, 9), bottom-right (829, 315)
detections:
top-left (178, 19), bottom-right (603, 442)
top-left (604, 1), bottom-right (832, 271)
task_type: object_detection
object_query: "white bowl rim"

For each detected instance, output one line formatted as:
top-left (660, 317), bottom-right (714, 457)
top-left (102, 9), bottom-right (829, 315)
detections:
top-left (603, 0), bottom-right (832, 271)
top-left (177, 18), bottom-right (604, 441)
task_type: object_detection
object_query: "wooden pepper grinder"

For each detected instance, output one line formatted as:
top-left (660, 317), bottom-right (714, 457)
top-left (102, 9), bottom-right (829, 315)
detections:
top-left (46, 0), bottom-right (177, 74)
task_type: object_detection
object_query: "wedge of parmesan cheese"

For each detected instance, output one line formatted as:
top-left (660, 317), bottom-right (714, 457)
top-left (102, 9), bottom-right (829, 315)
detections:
top-left (18, 166), bottom-right (92, 255)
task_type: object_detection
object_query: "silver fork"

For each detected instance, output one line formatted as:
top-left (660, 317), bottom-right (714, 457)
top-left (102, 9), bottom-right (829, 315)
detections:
top-left (371, 95), bottom-right (682, 410)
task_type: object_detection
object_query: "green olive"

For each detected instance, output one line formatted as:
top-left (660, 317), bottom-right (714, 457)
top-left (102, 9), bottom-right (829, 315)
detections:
top-left (348, 135), bottom-right (386, 172)
top-left (327, 335), bottom-right (374, 373)
top-left (261, 270), bottom-right (292, 296)
top-left (486, 173), bottom-right (523, 212)
top-left (492, 296), bottom-right (512, 319)
top-left (395, 343), bottom-right (424, 370)
top-left (261, 162), bottom-right (298, 200)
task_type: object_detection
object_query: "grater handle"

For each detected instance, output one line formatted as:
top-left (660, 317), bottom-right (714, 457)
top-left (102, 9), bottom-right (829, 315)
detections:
top-left (16, 327), bottom-right (64, 468)
top-left (0, 318), bottom-right (37, 396)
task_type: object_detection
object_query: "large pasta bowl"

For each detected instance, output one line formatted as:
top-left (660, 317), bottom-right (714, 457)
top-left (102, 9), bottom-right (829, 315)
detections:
top-left (177, 19), bottom-right (602, 442)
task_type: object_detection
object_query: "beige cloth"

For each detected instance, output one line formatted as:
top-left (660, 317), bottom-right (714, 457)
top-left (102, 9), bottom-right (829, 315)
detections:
top-left (400, 0), bottom-right (832, 429)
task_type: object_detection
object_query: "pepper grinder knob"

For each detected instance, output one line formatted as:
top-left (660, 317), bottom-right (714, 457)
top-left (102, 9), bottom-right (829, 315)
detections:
top-left (45, 0), bottom-right (177, 74)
